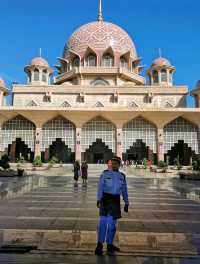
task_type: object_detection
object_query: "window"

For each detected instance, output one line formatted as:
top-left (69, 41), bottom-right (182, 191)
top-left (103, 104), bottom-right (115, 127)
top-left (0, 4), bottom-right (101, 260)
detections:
top-left (43, 95), bottom-right (51, 103)
top-left (120, 57), bottom-right (128, 69)
top-left (161, 69), bottom-right (167, 82)
top-left (102, 53), bottom-right (114, 67)
top-left (42, 70), bottom-right (47, 82)
top-left (90, 78), bottom-right (110, 86)
top-left (72, 57), bottom-right (80, 67)
top-left (86, 54), bottom-right (97, 67)
top-left (153, 70), bottom-right (159, 84)
top-left (34, 69), bottom-right (40, 81)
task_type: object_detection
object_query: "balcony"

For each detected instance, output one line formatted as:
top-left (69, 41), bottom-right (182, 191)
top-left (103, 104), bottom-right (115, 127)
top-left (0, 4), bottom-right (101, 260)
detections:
top-left (55, 66), bottom-right (145, 85)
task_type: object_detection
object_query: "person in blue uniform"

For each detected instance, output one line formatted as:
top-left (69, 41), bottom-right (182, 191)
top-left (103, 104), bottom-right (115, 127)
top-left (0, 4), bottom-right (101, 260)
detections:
top-left (95, 156), bottom-right (129, 256)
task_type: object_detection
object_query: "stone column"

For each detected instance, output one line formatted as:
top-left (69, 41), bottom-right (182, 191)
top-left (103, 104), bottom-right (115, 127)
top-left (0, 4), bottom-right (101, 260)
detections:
top-left (0, 91), bottom-right (4, 106)
top-left (157, 126), bottom-right (164, 163)
top-left (116, 127), bottom-right (123, 159)
top-left (34, 127), bottom-right (42, 158)
top-left (75, 128), bottom-right (82, 162)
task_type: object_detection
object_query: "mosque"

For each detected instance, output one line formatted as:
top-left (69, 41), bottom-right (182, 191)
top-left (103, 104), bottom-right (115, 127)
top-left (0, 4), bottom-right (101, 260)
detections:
top-left (0, 0), bottom-right (200, 165)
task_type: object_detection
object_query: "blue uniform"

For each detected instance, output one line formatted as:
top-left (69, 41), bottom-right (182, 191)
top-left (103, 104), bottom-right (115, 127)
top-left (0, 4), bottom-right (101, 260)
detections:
top-left (97, 170), bottom-right (129, 245)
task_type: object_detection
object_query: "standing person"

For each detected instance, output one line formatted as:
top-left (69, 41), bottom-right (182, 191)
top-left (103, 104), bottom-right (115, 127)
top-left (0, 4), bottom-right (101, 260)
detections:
top-left (95, 156), bottom-right (129, 256)
top-left (81, 161), bottom-right (88, 184)
top-left (73, 160), bottom-right (80, 183)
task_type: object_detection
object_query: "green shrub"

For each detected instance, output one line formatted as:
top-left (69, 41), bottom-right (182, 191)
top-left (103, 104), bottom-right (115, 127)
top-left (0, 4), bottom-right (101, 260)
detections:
top-left (192, 159), bottom-right (200, 171)
top-left (174, 158), bottom-right (182, 170)
top-left (33, 156), bottom-right (43, 167)
top-left (158, 160), bottom-right (167, 168)
top-left (48, 156), bottom-right (59, 165)
top-left (0, 154), bottom-right (10, 170)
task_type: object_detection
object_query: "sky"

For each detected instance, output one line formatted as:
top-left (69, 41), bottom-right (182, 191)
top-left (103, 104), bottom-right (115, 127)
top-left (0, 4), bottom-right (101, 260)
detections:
top-left (0, 0), bottom-right (200, 107)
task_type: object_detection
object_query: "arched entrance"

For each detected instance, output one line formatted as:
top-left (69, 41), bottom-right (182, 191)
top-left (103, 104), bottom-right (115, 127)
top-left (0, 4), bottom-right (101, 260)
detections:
top-left (81, 116), bottom-right (116, 163)
top-left (164, 117), bottom-right (199, 165)
top-left (8, 138), bottom-right (34, 162)
top-left (122, 139), bottom-right (149, 164)
top-left (166, 140), bottom-right (195, 166)
top-left (84, 139), bottom-right (114, 163)
top-left (41, 116), bottom-right (75, 162)
top-left (49, 138), bottom-right (75, 163)
top-left (122, 117), bottom-right (157, 164)
top-left (1, 115), bottom-right (35, 161)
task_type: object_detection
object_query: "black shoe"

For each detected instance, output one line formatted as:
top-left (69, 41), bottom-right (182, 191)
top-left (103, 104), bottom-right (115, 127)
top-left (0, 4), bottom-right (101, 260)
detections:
top-left (111, 244), bottom-right (120, 252)
top-left (107, 244), bottom-right (119, 256)
top-left (95, 242), bottom-right (103, 256)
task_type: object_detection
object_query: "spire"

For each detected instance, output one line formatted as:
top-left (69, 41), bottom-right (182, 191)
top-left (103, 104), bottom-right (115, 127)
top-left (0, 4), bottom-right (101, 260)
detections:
top-left (158, 48), bottom-right (162, 58)
top-left (98, 0), bottom-right (103, 22)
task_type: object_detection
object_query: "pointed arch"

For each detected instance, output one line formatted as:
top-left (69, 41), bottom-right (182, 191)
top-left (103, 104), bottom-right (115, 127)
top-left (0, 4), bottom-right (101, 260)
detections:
top-left (81, 116), bottom-right (116, 153)
top-left (102, 47), bottom-right (114, 67)
top-left (90, 77), bottom-right (110, 86)
top-left (95, 101), bottom-right (104, 107)
top-left (1, 115), bottom-right (36, 152)
top-left (122, 116), bottom-right (157, 154)
top-left (128, 100), bottom-right (139, 108)
top-left (41, 116), bottom-right (76, 152)
top-left (84, 47), bottom-right (97, 67)
top-left (27, 100), bottom-right (38, 107)
top-left (164, 101), bottom-right (174, 108)
top-left (60, 101), bottom-right (71, 108)
top-left (164, 116), bottom-right (199, 154)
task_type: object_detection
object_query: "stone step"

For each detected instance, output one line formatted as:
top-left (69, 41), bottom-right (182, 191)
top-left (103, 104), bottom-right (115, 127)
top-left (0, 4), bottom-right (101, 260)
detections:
top-left (1, 229), bottom-right (198, 256)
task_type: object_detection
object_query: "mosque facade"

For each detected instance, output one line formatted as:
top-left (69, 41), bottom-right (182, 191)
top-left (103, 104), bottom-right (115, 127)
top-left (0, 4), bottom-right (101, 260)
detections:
top-left (0, 0), bottom-right (200, 165)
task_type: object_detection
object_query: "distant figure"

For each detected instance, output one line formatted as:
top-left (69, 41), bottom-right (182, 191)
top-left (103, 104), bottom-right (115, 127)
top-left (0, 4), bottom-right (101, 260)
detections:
top-left (73, 160), bottom-right (80, 183)
top-left (81, 161), bottom-right (88, 184)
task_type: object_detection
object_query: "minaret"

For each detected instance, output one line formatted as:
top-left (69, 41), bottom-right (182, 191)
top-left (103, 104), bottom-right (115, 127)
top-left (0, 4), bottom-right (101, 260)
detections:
top-left (98, 0), bottom-right (103, 21)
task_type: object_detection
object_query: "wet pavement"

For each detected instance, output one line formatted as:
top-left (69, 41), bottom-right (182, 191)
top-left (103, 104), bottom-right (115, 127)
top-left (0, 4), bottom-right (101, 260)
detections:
top-left (1, 168), bottom-right (200, 261)
top-left (0, 253), bottom-right (200, 264)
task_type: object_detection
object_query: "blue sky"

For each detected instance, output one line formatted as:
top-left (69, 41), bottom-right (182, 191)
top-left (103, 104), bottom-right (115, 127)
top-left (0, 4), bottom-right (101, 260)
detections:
top-left (0, 0), bottom-right (199, 106)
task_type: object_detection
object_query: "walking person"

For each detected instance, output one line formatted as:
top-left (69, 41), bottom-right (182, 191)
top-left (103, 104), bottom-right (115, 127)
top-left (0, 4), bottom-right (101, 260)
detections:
top-left (73, 160), bottom-right (80, 183)
top-left (81, 161), bottom-right (88, 184)
top-left (95, 156), bottom-right (129, 256)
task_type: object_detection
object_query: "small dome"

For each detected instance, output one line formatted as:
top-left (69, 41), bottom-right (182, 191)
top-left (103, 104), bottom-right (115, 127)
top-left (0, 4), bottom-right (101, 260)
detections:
top-left (0, 77), bottom-right (5, 87)
top-left (64, 21), bottom-right (137, 59)
top-left (152, 57), bottom-right (171, 67)
top-left (196, 80), bottom-right (200, 89)
top-left (31, 57), bottom-right (49, 67)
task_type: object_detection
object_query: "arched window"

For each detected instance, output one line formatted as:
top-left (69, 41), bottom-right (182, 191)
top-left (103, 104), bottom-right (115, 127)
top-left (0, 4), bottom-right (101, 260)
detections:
top-left (86, 54), bottom-right (97, 67)
top-left (161, 69), bottom-right (167, 82)
top-left (90, 78), bottom-right (110, 86)
top-left (42, 70), bottom-right (47, 82)
top-left (34, 69), bottom-right (40, 81)
top-left (72, 57), bottom-right (80, 68)
top-left (153, 70), bottom-right (159, 84)
top-left (102, 53), bottom-right (114, 67)
top-left (120, 57), bottom-right (128, 69)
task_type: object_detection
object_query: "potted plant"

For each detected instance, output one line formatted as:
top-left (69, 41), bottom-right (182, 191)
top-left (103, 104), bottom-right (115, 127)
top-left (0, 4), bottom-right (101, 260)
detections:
top-left (158, 160), bottom-right (168, 173)
top-left (48, 156), bottom-right (59, 168)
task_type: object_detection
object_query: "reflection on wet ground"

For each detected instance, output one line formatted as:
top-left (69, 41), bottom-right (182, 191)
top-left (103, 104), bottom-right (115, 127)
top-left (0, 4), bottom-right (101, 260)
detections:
top-left (1, 171), bottom-right (200, 261)
top-left (0, 254), bottom-right (200, 264)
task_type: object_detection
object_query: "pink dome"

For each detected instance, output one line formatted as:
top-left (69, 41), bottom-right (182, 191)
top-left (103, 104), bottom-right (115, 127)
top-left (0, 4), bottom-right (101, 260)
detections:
top-left (31, 57), bottom-right (49, 67)
top-left (152, 57), bottom-right (171, 67)
top-left (64, 21), bottom-right (137, 59)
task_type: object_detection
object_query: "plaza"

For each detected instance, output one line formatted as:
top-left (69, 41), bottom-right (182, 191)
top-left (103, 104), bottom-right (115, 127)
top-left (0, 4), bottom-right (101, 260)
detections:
top-left (0, 1), bottom-right (200, 166)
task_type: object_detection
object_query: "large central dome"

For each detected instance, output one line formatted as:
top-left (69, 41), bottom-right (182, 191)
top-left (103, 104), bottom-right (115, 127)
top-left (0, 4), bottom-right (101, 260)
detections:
top-left (63, 21), bottom-right (137, 60)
